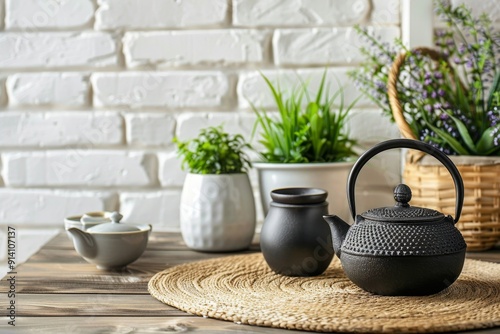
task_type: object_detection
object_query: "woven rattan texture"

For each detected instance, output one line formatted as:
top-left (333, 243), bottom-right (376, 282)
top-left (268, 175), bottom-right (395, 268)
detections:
top-left (149, 253), bottom-right (500, 333)
top-left (404, 153), bottom-right (500, 251)
top-left (387, 47), bottom-right (500, 251)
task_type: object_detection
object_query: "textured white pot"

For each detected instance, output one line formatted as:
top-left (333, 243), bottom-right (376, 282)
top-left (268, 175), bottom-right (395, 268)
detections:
top-left (180, 173), bottom-right (256, 252)
top-left (253, 162), bottom-right (354, 223)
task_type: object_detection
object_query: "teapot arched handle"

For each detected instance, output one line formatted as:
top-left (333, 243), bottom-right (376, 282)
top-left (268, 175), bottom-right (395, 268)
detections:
top-left (348, 139), bottom-right (464, 223)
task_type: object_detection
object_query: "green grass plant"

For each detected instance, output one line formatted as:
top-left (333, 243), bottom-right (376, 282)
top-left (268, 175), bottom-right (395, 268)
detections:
top-left (251, 71), bottom-right (358, 163)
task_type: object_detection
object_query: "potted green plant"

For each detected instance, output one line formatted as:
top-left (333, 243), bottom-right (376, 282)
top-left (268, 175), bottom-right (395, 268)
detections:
top-left (349, 0), bottom-right (500, 250)
top-left (251, 71), bottom-right (358, 221)
top-left (174, 126), bottom-right (256, 252)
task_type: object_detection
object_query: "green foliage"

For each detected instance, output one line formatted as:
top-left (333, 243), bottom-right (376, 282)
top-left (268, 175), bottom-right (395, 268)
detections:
top-left (350, 0), bottom-right (500, 156)
top-left (251, 71), bottom-right (358, 163)
top-left (174, 126), bottom-right (252, 174)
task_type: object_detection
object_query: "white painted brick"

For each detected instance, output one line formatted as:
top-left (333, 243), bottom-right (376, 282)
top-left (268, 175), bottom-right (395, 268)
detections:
top-left (125, 112), bottom-right (175, 147)
top-left (158, 150), bottom-right (186, 187)
top-left (371, 0), bottom-right (400, 25)
top-left (2, 151), bottom-right (157, 187)
top-left (273, 27), bottom-right (400, 65)
top-left (92, 72), bottom-right (230, 108)
top-left (238, 68), bottom-right (372, 110)
top-left (450, 0), bottom-right (500, 25)
top-left (123, 30), bottom-right (269, 68)
top-left (0, 0), bottom-right (4, 29)
top-left (175, 112), bottom-right (256, 143)
top-left (347, 108), bottom-right (400, 144)
top-left (0, 32), bottom-right (118, 69)
top-left (0, 112), bottom-right (123, 147)
top-left (120, 190), bottom-right (181, 231)
top-left (0, 158), bottom-right (4, 187)
top-left (95, 0), bottom-right (228, 29)
top-left (0, 75), bottom-right (7, 106)
top-left (0, 189), bottom-right (117, 225)
top-left (5, 0), bottom-right (94, 29)
top-left (7, 73), bottom-right (89, 106)
top-left (233, 0), bottom-right (370, 27)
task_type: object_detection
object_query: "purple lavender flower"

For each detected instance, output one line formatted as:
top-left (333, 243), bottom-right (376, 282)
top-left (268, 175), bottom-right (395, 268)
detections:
top-left (458, 43), bottom-right (466, 54)
top-left (492, 127), bottom-right (500, 147)
top-left (487, 108), bottom-right (499, 126)
top-left (351, 1), bottom-right (499, 156)
top-left (434, 71), bottom-right (443, 79)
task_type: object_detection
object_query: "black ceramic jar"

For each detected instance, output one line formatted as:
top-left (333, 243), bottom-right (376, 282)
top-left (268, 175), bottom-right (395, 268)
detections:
top-left (260, 188), bottom-right (334, 276)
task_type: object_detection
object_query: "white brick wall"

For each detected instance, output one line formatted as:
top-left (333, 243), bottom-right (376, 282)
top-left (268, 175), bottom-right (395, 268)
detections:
top-left (233, 0), bottom-right (371, 27)
top-left (95, 0), bottom-right (228, 30)
top-left (125, 112), bottom-right (176, 147)
top-left (91, 72), bottom-right (230, 108)
top-left (2, 150), bottom-right (157, 187)
top-left (5, 0), bottom-right (95, 29)
top-left (0, 189), bottom-right (117, 225)
top-left (0, 32), bottom-right (118, 69)
top-left (123, 30), bottom-right (270, 68)
top-left (7, 73), bottom-right (89, 107)
top-left (0, 0), bottom-right (495, 262)
top-left (273, 27), bottom-right (400, 65)
top-left (0, 111), bottom-right (122, 147)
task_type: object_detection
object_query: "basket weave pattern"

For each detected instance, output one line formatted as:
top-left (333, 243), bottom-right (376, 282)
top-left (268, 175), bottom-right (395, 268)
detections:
top-left (388, 47), bottom-right (500, 251)
top-left (404, 152), bottom-right (500, 250)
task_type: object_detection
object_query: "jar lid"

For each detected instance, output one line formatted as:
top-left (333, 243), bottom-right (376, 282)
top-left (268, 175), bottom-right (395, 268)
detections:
top-left (270, 188), bottom-right (327, 205)
top-left (361, 184), bottom-right (445, 222)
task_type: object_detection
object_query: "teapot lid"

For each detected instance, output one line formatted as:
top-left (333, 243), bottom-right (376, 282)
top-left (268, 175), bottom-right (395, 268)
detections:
top-left (361, 184), bottom-right (445, 222)
top-left (87, 212), bottom-right (140, 233)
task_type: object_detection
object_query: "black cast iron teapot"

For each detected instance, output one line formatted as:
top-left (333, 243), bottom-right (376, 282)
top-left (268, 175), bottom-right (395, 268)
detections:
top-left (323, 139), bottom-right (467, 296)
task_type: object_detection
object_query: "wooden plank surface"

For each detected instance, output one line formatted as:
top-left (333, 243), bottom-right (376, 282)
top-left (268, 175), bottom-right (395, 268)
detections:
top-left (0, 317), bottom-right (298, 334)
top-left (15, 294), bottom-right (184, 316)
top-left (2, 231), bottom-right (500, 334)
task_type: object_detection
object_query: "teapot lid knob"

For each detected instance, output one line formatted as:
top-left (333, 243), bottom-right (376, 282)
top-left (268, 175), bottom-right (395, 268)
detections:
top-left (110, 211), bottom-right (123, 223)
top-left (394, 184), bottom-right (412, 207)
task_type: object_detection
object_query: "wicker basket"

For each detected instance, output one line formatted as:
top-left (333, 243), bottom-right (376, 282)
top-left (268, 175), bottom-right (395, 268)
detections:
top-left (388, 47), bottom-right (500, 251)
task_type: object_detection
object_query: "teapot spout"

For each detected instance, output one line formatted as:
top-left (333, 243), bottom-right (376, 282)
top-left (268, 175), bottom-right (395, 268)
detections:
top-left (66, 227), bottom-right (97, 259)
top-left (323, 215), bottom-right (350, 258)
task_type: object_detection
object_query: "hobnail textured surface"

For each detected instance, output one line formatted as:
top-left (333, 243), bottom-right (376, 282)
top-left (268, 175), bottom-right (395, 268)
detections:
top-left (342, 219), bottom-right (467, 256)
top-left (362, 207), bottom-right (443, 221)
top-left (180, 173), bottom-right (256, 252)
top-left (362, 184), bottom-right (445, 222)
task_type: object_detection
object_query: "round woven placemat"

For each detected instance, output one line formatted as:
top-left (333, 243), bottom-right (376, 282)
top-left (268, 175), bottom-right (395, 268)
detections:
top-left (148, 253), bottom-right (500, 333)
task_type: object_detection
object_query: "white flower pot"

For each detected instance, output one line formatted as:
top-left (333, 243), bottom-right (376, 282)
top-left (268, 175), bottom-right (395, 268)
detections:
top-left (180, 173), bottom-right (256, 252)
top-left (253, 162), bottom-right (354, 223)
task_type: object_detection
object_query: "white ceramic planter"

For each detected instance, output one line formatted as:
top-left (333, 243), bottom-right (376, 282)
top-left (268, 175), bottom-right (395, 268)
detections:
top-left (180, 173), bottom-right (256, 252)
top-left (253, 162), bottom-right (354, 223)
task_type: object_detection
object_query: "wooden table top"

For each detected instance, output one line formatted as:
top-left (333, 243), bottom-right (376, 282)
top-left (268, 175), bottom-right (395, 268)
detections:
top-left (1, 231), bottom-right (500, 333)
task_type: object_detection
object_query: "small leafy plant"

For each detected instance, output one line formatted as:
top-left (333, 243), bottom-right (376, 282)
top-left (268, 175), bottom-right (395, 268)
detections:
top-left (251, 71), bottom-right (358, 163)
top-left (174, 126), bottom-right (252, 174)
